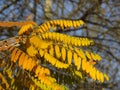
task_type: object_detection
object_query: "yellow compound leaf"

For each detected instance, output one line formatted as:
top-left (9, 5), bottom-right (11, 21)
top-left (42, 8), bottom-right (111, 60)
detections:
top-left (67, 50), bottom-right (72, 65)
top-left (61, 47), bottom-right (66, 61)
top-left (41, 32), bottom-right (94, 46)
top-left (36, 19), bottom-right (85, 34)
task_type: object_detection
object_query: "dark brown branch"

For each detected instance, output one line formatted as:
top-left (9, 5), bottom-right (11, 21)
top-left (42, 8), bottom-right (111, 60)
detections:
top-left (85, 20), bottom-right (120, 29)
top-left (33, 0), bottom-right (37, 21)
top-left (0, 0), bottom-right (20, 13)
top-left (80, 0), bottom-right (102, 20)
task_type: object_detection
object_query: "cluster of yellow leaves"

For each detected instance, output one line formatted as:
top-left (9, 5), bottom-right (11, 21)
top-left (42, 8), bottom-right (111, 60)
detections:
top-left (49, 19), bottom-right (84, 28)
top-left (30, 36), bottom-right (52, 49)
top-left (8, 46), bottom-right (36, 71)
top-left (16, 20), bottom-right (84, 36)
top-left (75, 48), bottom-right (101, 61)
top-left (41, 32), bottom-right (94, 46)
top-left (46, 44), bottom-right (101, 70)
top-left (25, 33), bottom-right (109, 83)
top-left (44, 52), bottom-right (69, 68)
top-left (34, 65), bottom-right (56, 86)
top-left (6, 46), bottom-right (66, 89)
top-left (26, 36), bottom-right (69, 69)
top-left (31, 75), bottom-right (67, 90)
top-left (47, 44), bottom-right (109, 82)
top-left (82, 59), bottom-right (109, 82)
top-left (0, 19), bottom-right (110, 89)
top-left (37, 20), bottom-right (85, 33)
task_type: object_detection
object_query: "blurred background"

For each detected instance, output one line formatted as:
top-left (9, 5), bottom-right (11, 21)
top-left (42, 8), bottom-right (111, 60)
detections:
top-left (0, 0), bottom-right (120, 90)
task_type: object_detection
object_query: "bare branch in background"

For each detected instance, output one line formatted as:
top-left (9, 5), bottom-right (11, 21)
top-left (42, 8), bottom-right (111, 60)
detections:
top-left (44, 0), bottom-right (53, 21)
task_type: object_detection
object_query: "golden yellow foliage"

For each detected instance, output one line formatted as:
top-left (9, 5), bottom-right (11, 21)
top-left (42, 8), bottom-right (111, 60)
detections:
top-left (44, 52), bottom-right (69, 68)
top-left (27, 45), bottom-right (37, 56)
top-left (61, 47), bottom-right (66, 61)
top-left (30, 36), bottom-right (52, 49)
top-left (36, 20), bottom-right (85, 33)
top-left (48, 45), bottom-right (54, 56)
top-left (67, 50), bottom-right (73, 65)
top-left (0, 19), bottom-right (109, 90)
top-left (18, 24), bottom-right (33, 35)
top-left (74, 70), bottom-right (83, 79)
top-left (41, 32), bottom-right (94, 46)
top-left (55, 45), bottom-right (61, 59)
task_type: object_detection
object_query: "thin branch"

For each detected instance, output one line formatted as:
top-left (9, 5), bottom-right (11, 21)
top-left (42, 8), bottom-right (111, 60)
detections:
top-left (33, 0), bottom-right (37, 21)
